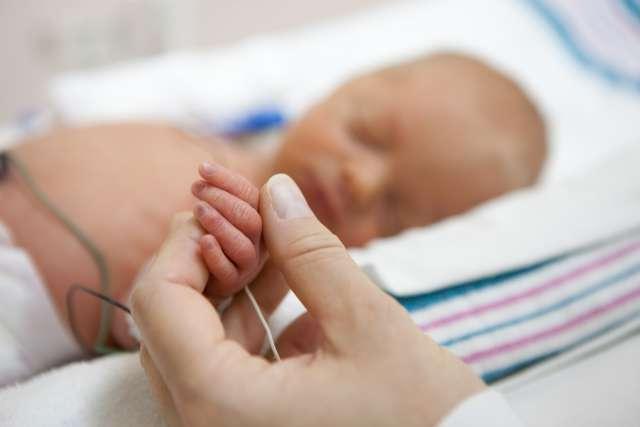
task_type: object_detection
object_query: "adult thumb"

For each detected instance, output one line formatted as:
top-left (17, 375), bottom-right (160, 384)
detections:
top-left (260, 174), bottom-right (384, 348)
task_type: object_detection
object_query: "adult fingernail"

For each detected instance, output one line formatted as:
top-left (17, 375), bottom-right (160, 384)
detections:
top-left (268, 174), bottom-right (313, 220)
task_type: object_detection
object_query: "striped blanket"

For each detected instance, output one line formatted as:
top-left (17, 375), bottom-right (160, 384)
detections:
top-left (401, 231), bottom-right (640, 383)
top-left (528, 0), bottom-right (640, 89)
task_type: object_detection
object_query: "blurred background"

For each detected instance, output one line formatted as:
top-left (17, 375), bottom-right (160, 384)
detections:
top-left (0, 0), bottom-right (385, 121)
top-left (2, 0), bottom-right (638, 179)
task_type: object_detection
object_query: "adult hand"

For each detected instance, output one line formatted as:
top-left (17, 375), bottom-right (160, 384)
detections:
top-left (131, 174), bottom-right (486, 427)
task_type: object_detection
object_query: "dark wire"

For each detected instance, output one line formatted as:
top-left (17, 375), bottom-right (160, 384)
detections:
top-left (67, 285), bottom-right (132, 355)
top-left (5, 153), bottom-right (118, 354)
top-left (0, 152), bottom-right (8, 180)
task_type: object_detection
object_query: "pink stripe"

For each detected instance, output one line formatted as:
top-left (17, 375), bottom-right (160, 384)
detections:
top-left (421, 241), bottom-right (640, 332)
top-left (462, 284), bottom-right (640, 364)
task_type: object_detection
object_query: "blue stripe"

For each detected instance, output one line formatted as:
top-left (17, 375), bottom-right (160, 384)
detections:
top-left (481, 308), bottom-right (640, 383)
top-left (396, 256), bottom-right (564, 312)
top-left (439, 262), bottom-right (640, 347)
top-left (396, 228), bottom-right (640, 312)
top-left (622, 0), bottom-right (640, 22)
top-left (524, 0), bottom-right (640, 91)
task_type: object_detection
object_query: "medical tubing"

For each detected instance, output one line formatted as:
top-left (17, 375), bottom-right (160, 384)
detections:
top-left (6, 153), bottom-right (115, 354)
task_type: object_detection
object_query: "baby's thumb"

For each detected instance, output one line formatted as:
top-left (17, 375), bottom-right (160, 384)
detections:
top-left (260, 174), bottom-right (382, 348)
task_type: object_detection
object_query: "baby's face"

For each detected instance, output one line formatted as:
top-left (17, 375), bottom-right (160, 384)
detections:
top-left (273, 55), bottom-right (543, 246)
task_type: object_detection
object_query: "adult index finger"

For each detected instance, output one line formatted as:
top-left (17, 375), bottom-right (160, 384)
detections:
top-left (130, 214), bottom-right (253, 393)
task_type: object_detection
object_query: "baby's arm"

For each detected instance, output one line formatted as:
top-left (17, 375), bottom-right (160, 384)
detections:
top-left (191, 162), bottom-right (264, 297)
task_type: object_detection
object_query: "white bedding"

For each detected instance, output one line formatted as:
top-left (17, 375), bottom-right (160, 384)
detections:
top-left (1, 323), bottom-right (638, 427)
top-left (0, 352), bottom-right (166, 427)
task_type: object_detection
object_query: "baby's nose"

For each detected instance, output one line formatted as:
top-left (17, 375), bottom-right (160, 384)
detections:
top-left (341, 155), bottom-right (388, 210)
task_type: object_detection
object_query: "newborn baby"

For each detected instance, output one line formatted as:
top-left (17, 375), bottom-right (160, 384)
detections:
top-left (0, 53), bottom-right (546, 381)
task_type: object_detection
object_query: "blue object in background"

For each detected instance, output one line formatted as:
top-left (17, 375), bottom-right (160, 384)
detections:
top-left (220, 106), bottom-right (288, 137)
top-left (525, 0), bottom-right (640, 91)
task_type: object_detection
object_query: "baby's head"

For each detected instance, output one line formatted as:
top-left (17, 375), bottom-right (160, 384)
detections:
top-left (273, 53), bottom-right (546, 246)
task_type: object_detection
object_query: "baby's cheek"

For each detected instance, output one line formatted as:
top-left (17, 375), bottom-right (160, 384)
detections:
top-left (336, 215), bottom-right (381, 247)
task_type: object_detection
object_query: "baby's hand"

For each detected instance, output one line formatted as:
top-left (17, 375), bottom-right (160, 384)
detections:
top-left (191, 162), bottom-right (264, 297)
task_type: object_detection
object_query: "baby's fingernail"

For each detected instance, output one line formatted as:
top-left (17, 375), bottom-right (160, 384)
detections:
top-left (200, 162), bottom-right (216, 176)
top-left (202, 234), bottom-right (215, 249)
top-left (195, 201), bottom-right (210, 217)
top-left (191, 180), bottom-right (206, 195)
top-left (268, 174), bottom-right (313, 220)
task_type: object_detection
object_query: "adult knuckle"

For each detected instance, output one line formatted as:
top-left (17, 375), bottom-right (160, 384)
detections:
top-left (283, 230), bottom-right (345, 266)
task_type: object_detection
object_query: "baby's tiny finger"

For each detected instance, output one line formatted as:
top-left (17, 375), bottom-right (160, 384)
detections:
top-left (194, 201), bottom-right (257, 269)
top-left (200, 234), bottom-right (241, 296)
top-left (199, 162), bottom-right (259, 209)
top-left (192, 181), bottom-right (262, 240)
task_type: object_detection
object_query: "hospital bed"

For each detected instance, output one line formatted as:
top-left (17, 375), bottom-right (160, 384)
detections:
top-left (1, 0), bottom-right (639, 425)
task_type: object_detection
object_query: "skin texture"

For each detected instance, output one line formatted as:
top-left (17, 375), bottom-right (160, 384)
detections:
top-left (192, 162), bottom-right (265, 296)
top-left (0, 53), bottom-right (546, 350)
top-left (131, 175), bottom-right (488, 427)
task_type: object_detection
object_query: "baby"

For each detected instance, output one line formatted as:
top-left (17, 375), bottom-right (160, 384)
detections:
top-left (0, 52), bottom-right (546, 383)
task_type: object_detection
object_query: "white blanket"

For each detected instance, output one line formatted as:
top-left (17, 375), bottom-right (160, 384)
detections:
top-left (1, 323), bottom-right (638, 427)
top-left (0, 353), bottom-right (166, 427)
